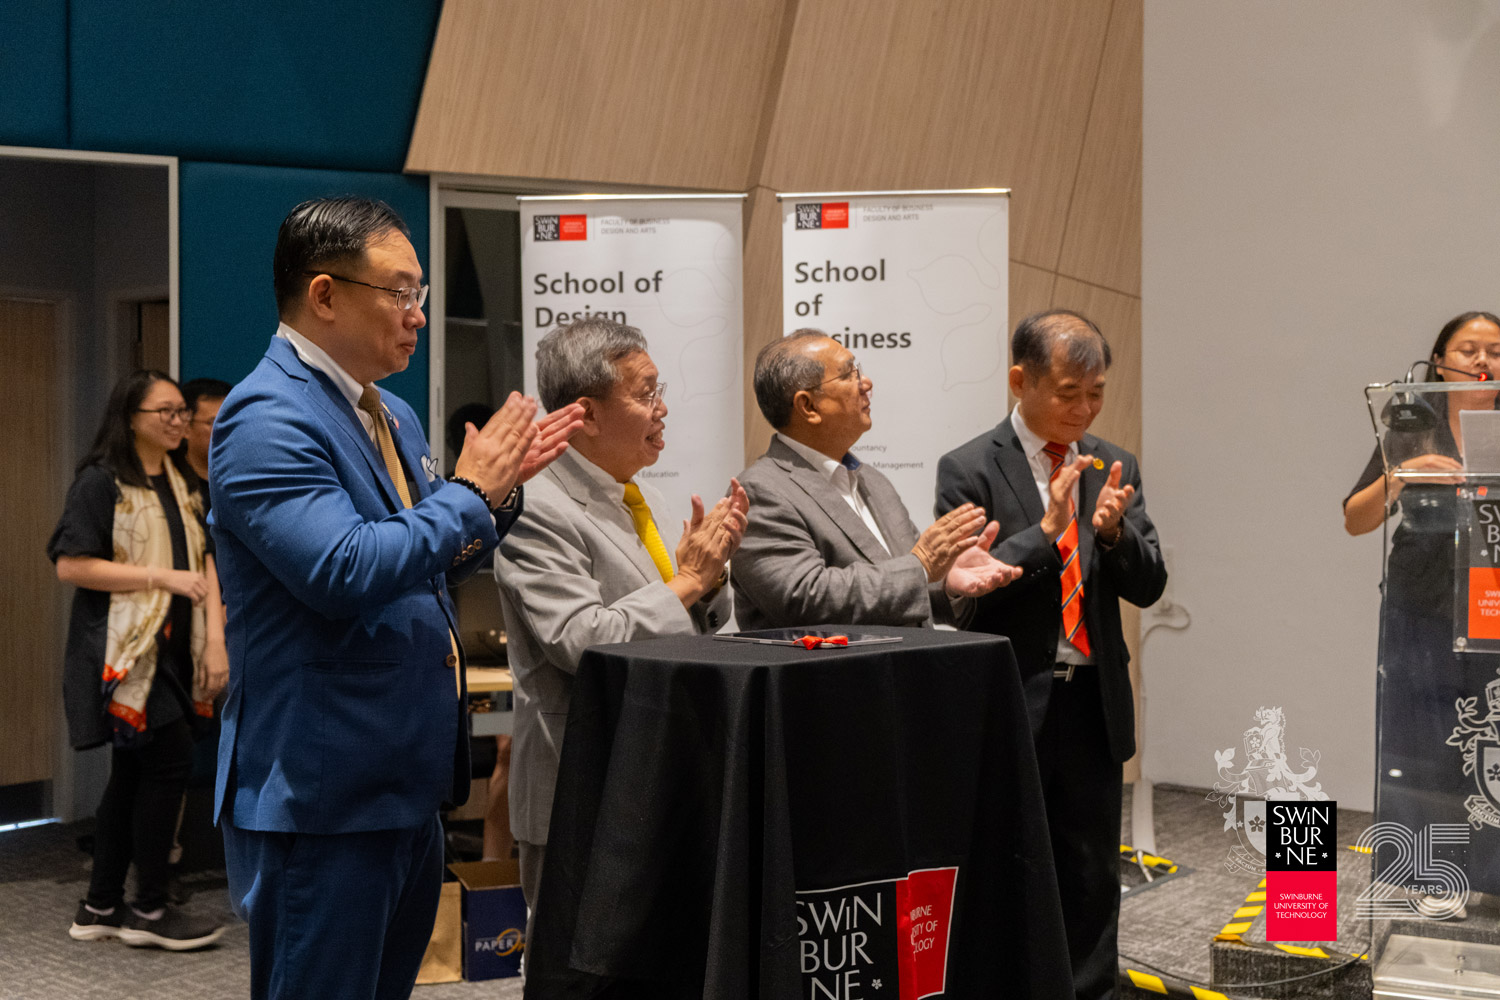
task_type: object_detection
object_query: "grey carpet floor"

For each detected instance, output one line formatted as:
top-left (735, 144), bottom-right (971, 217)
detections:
top-left (0, 820), bottom-right (523, 1000)
top-left (0, 784), bottom-right (1371, 998)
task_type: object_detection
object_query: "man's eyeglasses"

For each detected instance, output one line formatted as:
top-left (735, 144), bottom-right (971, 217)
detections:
top-left (812, 362), bottom-right (863, 390)
top-left (631, 383), bottom-right (667, 408)
top-left (304, 271), bottom-right (429, 312)
top-left (137, 407), bottom-right (190, 423)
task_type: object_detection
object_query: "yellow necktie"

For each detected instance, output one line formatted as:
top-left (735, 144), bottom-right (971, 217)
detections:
top-left (358, 387), bottom-right (462, 694)
top-left (623, 482), bottom-right (674, 583)
top-left (358, 387), bottom-right (413, 509)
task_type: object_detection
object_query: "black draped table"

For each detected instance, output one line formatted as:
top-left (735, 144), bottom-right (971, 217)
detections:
top-left (526, 625), bottom-right (1071, 999)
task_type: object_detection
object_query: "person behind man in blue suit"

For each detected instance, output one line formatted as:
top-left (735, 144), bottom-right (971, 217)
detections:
top-left (209, 196), bottom-right (582, 1000)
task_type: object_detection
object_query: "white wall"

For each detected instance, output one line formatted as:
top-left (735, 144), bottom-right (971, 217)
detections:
top-left (1142, 1), bottom-right (1500, 811)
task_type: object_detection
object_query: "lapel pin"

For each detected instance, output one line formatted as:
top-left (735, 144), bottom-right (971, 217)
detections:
top-left (1092, 457), bottom-right (1104, 470)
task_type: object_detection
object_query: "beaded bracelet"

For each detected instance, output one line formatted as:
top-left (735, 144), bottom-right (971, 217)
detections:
top-left (447, 475), bottom-right (493, 510)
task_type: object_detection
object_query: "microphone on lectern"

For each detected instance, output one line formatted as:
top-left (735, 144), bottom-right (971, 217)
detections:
top-left (1381, 361), bottom-right (1491, 432)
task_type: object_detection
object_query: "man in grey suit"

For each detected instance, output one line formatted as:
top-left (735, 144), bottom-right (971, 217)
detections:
top-left (494, 317), bottom-right (747, 941)
top-left (732, 329), bottom-right (1018, 630)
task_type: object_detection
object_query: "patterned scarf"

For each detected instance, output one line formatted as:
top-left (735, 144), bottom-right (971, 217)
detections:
top-left (102, 460), bottom-right (211, 744)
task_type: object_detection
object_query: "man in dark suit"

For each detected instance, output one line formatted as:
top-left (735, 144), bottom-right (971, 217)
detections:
top-left (936, 309), bottom-right (1166, 1000)
top-left (733, 329), bottom-right (1018, 630)
top-left (209, 197), bottom-right (580, 1000)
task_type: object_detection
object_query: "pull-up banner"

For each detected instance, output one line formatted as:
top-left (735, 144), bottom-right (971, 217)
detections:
top-left (779, 190), bottom-right (1010, 521)
top-left (520, 195), bottom-right (746, 527)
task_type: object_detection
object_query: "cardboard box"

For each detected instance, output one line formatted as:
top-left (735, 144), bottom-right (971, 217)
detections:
top-left (415, 880), bottom-right (463, 984)
top-left (448, 859), bottom-right (527, 980)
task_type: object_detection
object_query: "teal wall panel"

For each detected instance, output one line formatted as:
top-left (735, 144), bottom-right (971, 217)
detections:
top-left (179, 162), bottom-right (431, 424)
top-left (70, 1), bottom-right (441, 171)
top-left (0, 1), bottom-right (68, 147)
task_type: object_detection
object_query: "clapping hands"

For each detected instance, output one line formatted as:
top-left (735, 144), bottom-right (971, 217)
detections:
top-left (944, 521), bottom-right (1022, 598)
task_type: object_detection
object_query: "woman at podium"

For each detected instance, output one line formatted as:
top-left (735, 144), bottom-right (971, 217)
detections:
top-left (1345, 310), bottom-right (1500, 906)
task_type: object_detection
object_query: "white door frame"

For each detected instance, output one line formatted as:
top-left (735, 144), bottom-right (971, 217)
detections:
top-left (0, 145), bottom-right (179, 377)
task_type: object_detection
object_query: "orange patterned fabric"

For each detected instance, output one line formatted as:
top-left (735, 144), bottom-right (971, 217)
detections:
top-left (1042, 443), bottom-right (1091, 658)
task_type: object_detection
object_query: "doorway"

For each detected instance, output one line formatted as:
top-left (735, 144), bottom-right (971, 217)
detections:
top-left (0, 147), bottom-right (177, 825)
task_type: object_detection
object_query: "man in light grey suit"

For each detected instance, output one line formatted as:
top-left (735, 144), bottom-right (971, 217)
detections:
top-left (494, 317), bottom-right (746, 941)
top-left (733, 329), bottom-right (1019, 630)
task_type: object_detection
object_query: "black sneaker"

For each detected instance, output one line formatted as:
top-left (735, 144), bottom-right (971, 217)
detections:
top-left (69, 901), bottom-right (126, 941)
top-left (118, 905), bottom-right (225, 951)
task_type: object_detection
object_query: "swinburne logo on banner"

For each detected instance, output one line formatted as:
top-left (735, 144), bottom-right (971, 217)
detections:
top-left (797, 867), bottom-right (956, 999)
top-left (795, 202), bottom-right (850, 230)
top-left (533, 214), bottom-right (588, 241)
top-left (1264, 802), bottom-right (1337, 941)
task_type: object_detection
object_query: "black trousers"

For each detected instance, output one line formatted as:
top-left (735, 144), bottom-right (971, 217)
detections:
top-left (87, 717), bottom-right (193, 912)
top-left (1036, 670), bottom-right (1123, 1000)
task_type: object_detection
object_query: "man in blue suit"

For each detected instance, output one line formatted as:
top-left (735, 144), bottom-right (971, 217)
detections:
top-left (209, 197), bottom-right (581, 1000)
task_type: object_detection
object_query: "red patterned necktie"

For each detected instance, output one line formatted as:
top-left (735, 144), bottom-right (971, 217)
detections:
top-left (1042, 442), bottom-right (1092, 657)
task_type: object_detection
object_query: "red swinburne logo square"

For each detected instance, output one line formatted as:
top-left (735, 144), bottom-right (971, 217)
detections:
top-left (1470, 567), bottom-right (1500, 639)
top-left (559, 215), bottom-right (587, 240)
top-left (822, 202), bottom-right (850, 228)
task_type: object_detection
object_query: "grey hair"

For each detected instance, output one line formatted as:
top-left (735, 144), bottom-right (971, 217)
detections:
top-left (535, 317), bottom-right (649, 412)
top-left (1011, 309), bottom-right (1111, 377)
top-left (753, 329), bottom-right (832, 430)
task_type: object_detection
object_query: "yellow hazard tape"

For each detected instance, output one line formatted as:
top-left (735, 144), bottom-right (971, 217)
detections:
top-left (1274, 943), bottom-right (1330, 959)
top-left (1120, 963), bottom-right (1234, 999)
top-left (1125, 969), bottom-right (1168, 993)
top-left (1347, 844), bottom-right (1372, 854)
top-left (1119, 844), bottom-right (1182, 873)
top-left (1218, 921), bottom-right (1253, 935)
top-left (1244, 891), bottom-right (1265, 902)
top-left (1232, 905), bottom-right (1263, 918)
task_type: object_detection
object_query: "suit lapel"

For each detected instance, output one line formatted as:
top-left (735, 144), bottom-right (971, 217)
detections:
top-left (860, 469), bottom-right (913, 553)
top-left (551, 453), bottom-right (660, 584)
top-left (991, 419), bottom-right (1046, 525)
top-left (305, 376), bottom-right (404, 513)
top-left (269, 338), bottom-right (405, 514)
top-left (770, 438), bottom-right (892, 564)
top-left (1077, 434), bottom-right (1104, 575)
top-left (387, 399), bottom-right (431, 503)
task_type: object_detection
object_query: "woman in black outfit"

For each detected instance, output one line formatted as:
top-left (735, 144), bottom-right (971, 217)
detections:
top-left (1345, 311), bottom-right (1500, 902)
top-left (48, 370), bottom-right (228, 949)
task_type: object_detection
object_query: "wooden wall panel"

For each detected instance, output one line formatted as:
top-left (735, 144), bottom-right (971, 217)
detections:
top-left (1010, 262), bottom-right (1056, 338)
top-left (1056, 0), bottom-right (1141, 296)
top-left (407, 0), bottom-right (788, 190)
top-left (1, 299), bottom-right (59, 786)
top-left (758, 0), bottom-right (1111, 272)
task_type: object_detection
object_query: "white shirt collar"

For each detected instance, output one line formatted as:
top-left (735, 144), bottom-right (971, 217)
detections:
top-left (277, 321), bottom-right (368, 410)
top-left (776, 432), bottom-right (861, 483)
top-left (1010, 403), bottom-right (1074, 462)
